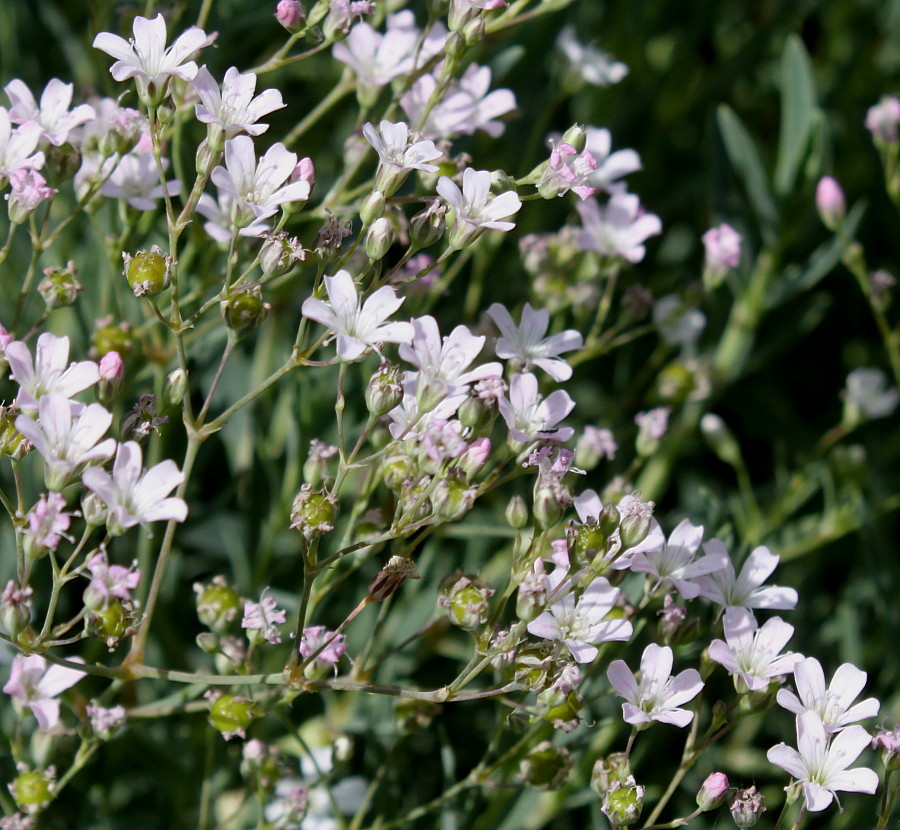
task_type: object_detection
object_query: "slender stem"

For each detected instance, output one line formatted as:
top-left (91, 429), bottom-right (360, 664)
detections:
top-left (196, 339), bottom-right (235, 426)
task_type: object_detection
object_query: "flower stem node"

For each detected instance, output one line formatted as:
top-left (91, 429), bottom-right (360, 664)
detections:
top-left (9, 767), bottom-right (55, 815)
top-left (123, 246), bottom-right (173, 298)
top-left (208, 694), bottom-right (256, 740)
top-left (222, 286), bottom-right (271, 342)
top-left (194, 576), bottom-right (241, 633)
top-left (520, 742), bottom-right (572, 790)
top-left (729, 786), bottom-right (765, 827)
top-left (438, 573), bottom-right (495, 630)
top-left (290, 485), bottom-right (338, 539)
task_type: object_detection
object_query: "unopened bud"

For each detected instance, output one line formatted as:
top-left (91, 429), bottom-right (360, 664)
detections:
top-left (729, 786), bottom-right (765, 828)
top-left (259, 232), bottom-right (306, 278)
top-left (360, 190), bottom-right (386, 226)
top-left (365, 216), bottom-right (394, 260)
top-left (368, 555), bottom-right (420, 601)
top-left (461, 16), bottom-right (485, 46)
top-left (365, 362), bottom-right (403, 416)
top-left (98, 350), bottom-right (125, 403)
top-left (0, 581), bottom-right (32, 637)
top-left (10, 768), bottom-right (55, 815)
top-left (81, 492), bottom-right (108, 527)
top-left (432, 477), bottom-right (477, 520)
top-left (815, 176), bottom-right (845, 231)
top-left (123, 247), bottom-right (172, 298)
top-left (871, 724), bottom-right (900, 771)
top-left (561, 124), bottom-right (588, 154)
top-left (163, 368), bottom-right (188, 407)
top-left (697, 772), bottom-right (730, 811)
top-left (222, 286), bottom-right (271, 342)
top-left (505, 495), bottom-right (528, 529)
top-left (48, 141), bottom-right (81, 182)
top-left (409, 200), bottom-right (447, 249)
top-left (591, 753), bottom-right (632, 796)
top-left (700, 413), bottom-right (742, 467)
top-left (276, 0), bottom-right (306, 32)
top-left (619, 512), bottom-right (650, 549)
top-left (602, 780), bottom-right (645, 827)
top-left (290, 485), bottom-right (338, 538)
top-left (194, 577), bottom-right (241, 633)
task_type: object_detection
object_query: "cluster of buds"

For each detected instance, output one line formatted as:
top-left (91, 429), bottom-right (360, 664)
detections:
top-left (592, 754), bottom-right (644, 827)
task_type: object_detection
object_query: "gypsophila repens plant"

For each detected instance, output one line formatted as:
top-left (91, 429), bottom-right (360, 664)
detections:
top-left (0, 1), bottom-right (896, 827)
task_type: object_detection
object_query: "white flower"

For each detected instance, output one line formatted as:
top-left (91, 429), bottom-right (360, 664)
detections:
top-left (767, 710), bottom-right (879, 812)
top-left (3, 654), bottom-right (85, 729)
top-left (14, 395), bottom-right (116, 491)
top-left (629, 518), bottom-right (728, 599)
top-left (776, 657), bottom-right (880, 733)
top-left (386, 378), bottom-right (468, 439)
top-left (707, 607), bottom-right (803, 693)
top-left (193, 66), bottom-right (285, 141)
top-left (4, 79), bottom-right (95, 147)
top-left (437, 167), bottom-right (522, 249)
top-left (844, 367), bottom-right (900, 420)
top-left (5, 333), bottom-right (99, 412)
top-left (301, 269), bottom-right (414, 361)
top-left (401, 63), bottom-right (516, 139)
top-left (487, 302), bottom-right (583, 381)
top-left (694, 542), bottom-right (798, 612)
top-left (93, 14), bottom-right (214, 100)
top-left (607, 643), bottom-right (704, 728)
top-left (0, 108), bottom-right (45, 180)
top-left (209, 135), bottom-right (311, 237)
top-left (556, 26), bottom-right (629, 87)
top-left (585, 127), bottom-right (641, 194)
top-left (362, 119), bottom-right (441, 196)
top-left (527, 571), bottom-right (632, 663)
top-left (81, 441), bottom-right (188, 536)
top-left (498, 372), bottom-right (575, 443)
top-left (577, 193), bottom-right (661, 263)
top-left (333, 12), bottom-right (446, 91)
top-left (101, 143), bottom-right (181, 211)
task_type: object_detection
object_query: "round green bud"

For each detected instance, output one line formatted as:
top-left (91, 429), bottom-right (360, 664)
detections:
top-left (11, 770), bottom-right (54, 814)
top-left (195, 579), bottom-right (241, 633)
top-left (222, 287), bottom-right (271, 342)
top-left (124, 248), bottom-right (172, 297)
top-left (209, 694), bottom-right (255, 740)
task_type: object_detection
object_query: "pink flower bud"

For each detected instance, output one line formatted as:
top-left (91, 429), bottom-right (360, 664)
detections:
top-left (701, 222), bottom-right (742, 289)
top-left (275, 0), bottom-right (305, 32)
top-left (462, 437), bottom-right (491, 474)
top-left (292, 156), bottom-right (315, 186)
top-left (696, 772), bottom-right (729, 811)
top-left (815, 176), bottom-right (845, 231)
top-left (99, 350), bottom-right (124, 384)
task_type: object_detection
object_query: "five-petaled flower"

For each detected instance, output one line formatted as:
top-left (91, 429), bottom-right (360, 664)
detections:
top-left (694, 542), bottom-right (798, 612)
top-left (437, 167), bottom-right (522, 249)
top-left (3, 654), bottom-right (85, 729)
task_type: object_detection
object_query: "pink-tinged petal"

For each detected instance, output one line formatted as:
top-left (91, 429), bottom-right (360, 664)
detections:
top-left (736, 545), bottom-right (779, 591)
top-left (749, 585), bottom-right (798, 610)
top-left (526, 611), bottom-right (560, 641)
top-left (301, 297), bottom-right (338, 330)
top-left (363, 284), bottom-right (405, 318)
top-left (436, 176), bottom-right (463, 210)
top-left (654, 708), bottom-right (694, 728)
top-left (81, 466), bottom-right (115, 503)
top-left (707, 639), bottom-right (739, 673)
top-left (532, 357), bottom-right (572, 382)
top-left (839, 698), bottom-right (880, 725)
top-left (621, 703), bottom-right (650, 725)
top-left (723, 607), bottom-right (758, 649)
top-left (138, 496), bottom-right (188, 523)
top-left (826, 724), bottom-right (874, 770)
top-left (669, 577), bottom-right (702, 600)
top-left (566, 639), bottom-right (598, 664)
top-left (667, 518), bottom-right (704, 556)
top-left (112, 441), bottom-right (144, 491)
top-left (794, 657), bottom-right (826, 705)
top-left (482, 191), bottom-right (522, 222)
top-left (667, 669), bottom-right (704, 707)
top-left (29, 699), bottom-right (62, 730)
top-left (92, 32), bottom-right (136, 63)
top-left (756, 616), bottom-right (795, 656)
top-left (766, 743), bottom-right (808, 779)
top-left (37, 656), bottom-right (85, 697)
top-left (801, 782), bottom-right (834, 812)
top-left (132, 13), bottom-right (168, 50)
top-left (607, 659), bottom-right (638, 699)
top-left (138, 459), bottom-right (184, 504)
top-left (796, 710), bottom-right (827, 765)
top-left (776, 689), bottom-right (805, 715)
top-left (375, 321), bottom-right (415, 345)
top-left (825, 768), bottom-right (879, 796)
top-left (334, 334), bottom-right (367, 361)
top-left (829, 663), bottom-right (868, 708)
top-left (592, 618), bottom-right (633, 643)
top-left (640, 643), bottom-right (674, 686)
top-left (462, 168), bottom-right (491, 205)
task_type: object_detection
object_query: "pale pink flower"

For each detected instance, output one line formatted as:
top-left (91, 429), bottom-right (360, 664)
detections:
top-left (708, 607), bottom-right (803, 692)
top-left (556, 26), bottom-right (628, 87)
top-left (363, 119), bottom-right (441, 196)
top-left (498, 372), bottom-right (575, 443)
top-left (694, 542), bottom-right (798, 612)
top-left (844, 367), bottom-right (900, 420)
top-left (866, 96), bottom-right (900, 143)
top-left (15, 396), bottom-right (115, 491)
top-left (539, 140), bottom-right (598, 201)
top-left (815, 177), bottom-right (845, 230)
top-left (767, 710), bottom-right (879, 812)
top-left (0, 109), bottom-right (44, 181)
top-left (629, 518), bottom-right (728, 599)
top-left (93, 14), bottom-right (215, 101)
top-left (386, 378), bottom-right (467, 439)
top-left (634, 406), bottom-right (670, 443)
top-left (776, 657), bottom-right (880, 733)
top-left (607, 643), bottom-right (704, 727)
top-left (242, 590), bottom-right (287, 645)
top-left (5, 333), bottom-right (99, 412)
top-left (401, 63), bottom-right (516, 139)
top-left (23, 492), bottom-right (71, 555)
top-left (301, 269), bottom-right (413, 361)
top-left (702, 223), bottom-right (742, 283)
top-left (5, 168), bottom-right (55, 222)
top-left (487, 302), bottom-right (583, 381)
top-left (81, 441), bottom-right (187, 536)
top-left (4, 79), bottom-right (95, 147)
top-left (3, 654), bottom-right (85, 729)
top-left (576, 193), bottom-right (661, 263)
top-left (299, 625), bottom-right (347, 670)
top-left (527, 570), bottom-right (632, 663)
top-left (193, 66), bottom-right (285, 141)
top-left (101, 145), bottom-right (181, 211)
top-left (83, 549), bottom-right (141, 609)
top-left (585, 127), bottom-right (641, 194)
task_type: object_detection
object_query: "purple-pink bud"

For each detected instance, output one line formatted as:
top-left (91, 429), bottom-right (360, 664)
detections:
top-left (292, 157), bottom-right (315, 186)
top-left (462, 437), bottom-right (491, 474)
top-left (696, 772), bottom-right (729, 811)
top-left (815, 176), bottom-right (845, 231)
top-left (99, 351), bottom-right (124, 384)
top-left (275, 0), bottom-right (305, 32)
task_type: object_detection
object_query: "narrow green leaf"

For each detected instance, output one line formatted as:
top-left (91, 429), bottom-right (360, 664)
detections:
top-left (774, 34), bottom-right (819, 196)
top-left (717, 105), bottom-right (780, 242)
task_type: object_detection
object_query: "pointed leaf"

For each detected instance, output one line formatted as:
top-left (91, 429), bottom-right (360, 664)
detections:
top-left (774, 35), bottom-right (819, 195)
